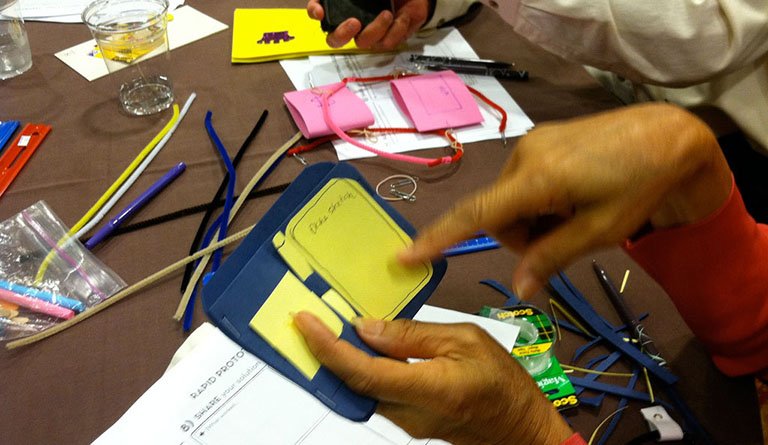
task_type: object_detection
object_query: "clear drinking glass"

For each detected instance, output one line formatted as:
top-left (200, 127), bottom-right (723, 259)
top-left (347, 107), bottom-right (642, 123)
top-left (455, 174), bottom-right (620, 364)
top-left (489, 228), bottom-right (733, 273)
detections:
top-left (0, 0), bottom-right (33, 80)
top-left (83, 0), bottom-right (174, 116)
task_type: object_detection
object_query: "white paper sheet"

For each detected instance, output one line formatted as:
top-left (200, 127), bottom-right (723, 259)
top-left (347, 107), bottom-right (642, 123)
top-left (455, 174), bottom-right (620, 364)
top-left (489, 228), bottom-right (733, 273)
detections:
top-left (54, 6), bottom-right (227, 81)
top-left (280, 28), bottom-right (534, 161)
top-left (94, 305), bottom-right (519, 445)
top-left (9, 0), bottom-right (184, 23)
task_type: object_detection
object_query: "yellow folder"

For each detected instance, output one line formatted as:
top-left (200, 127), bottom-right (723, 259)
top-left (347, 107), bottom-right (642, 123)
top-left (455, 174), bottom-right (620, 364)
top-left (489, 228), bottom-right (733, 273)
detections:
top-left (231, 8), bottom-right (364, 63)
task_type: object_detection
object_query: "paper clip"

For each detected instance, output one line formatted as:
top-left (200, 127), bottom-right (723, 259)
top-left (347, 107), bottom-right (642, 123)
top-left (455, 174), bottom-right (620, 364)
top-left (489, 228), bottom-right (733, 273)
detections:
top-left (0, 120), bottom-right (20, 154)
top-left (0, 123), bottom-right (52, 199)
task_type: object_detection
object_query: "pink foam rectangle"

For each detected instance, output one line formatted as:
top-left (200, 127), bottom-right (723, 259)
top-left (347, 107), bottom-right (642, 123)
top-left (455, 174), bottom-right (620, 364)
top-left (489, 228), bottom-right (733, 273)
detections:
top-left (284, 83), bottom-right (375, 139)
top-left (390, 70), bottom-right (483, 132)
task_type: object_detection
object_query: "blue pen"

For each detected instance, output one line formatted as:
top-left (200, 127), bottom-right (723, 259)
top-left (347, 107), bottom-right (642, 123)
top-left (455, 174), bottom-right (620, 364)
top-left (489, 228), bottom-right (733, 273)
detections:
top-left (85, 162), bottom-right (186, 250)
top-left (0, 279), bottom-right (85, 312)
top-left (443, 235), bottom-right (500, 256)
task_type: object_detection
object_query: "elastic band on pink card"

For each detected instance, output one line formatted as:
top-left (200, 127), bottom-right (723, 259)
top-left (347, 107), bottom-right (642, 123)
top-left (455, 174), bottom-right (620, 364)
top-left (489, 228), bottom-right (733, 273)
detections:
top-left (390, 70), bottom-right (483, 132)
top-left (287, 72), bottom-right (508, 167)
top-left (319, 89), bottom-right (461, 167)
top-left (283, 82), bottom-right (375, 139)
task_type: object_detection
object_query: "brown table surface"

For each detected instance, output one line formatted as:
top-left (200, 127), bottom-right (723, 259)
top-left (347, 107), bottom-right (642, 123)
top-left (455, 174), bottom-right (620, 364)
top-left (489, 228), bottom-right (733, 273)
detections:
top-left (0, 1), bottom-right (761, 444)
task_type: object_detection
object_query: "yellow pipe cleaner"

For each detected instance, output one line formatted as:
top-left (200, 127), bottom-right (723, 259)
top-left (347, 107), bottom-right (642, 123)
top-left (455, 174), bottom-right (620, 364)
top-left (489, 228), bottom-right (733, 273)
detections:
top-left (34, 105), bottom-right (180, 283)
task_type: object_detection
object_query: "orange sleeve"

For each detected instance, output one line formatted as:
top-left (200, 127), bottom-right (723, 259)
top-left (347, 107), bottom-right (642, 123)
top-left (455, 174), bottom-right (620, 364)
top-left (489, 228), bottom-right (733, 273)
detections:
top-left (561, 432), bottom-right (588, 445)
top-left (624, 177), bottom-right (768, 376)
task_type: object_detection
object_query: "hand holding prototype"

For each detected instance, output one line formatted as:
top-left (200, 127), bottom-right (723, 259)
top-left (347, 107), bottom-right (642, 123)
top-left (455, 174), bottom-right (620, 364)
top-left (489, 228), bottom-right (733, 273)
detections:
top-left (307, 0), bottom-right (430, 49)
top-left (294, 312), bottom-right (573, 444)
top-left (400, 103), bottom-right (732, 299)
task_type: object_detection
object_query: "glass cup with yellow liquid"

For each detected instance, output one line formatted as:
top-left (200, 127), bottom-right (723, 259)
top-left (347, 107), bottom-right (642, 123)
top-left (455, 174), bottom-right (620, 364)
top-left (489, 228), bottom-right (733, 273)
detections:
top-left (83, 0), bottom-right (174, 116)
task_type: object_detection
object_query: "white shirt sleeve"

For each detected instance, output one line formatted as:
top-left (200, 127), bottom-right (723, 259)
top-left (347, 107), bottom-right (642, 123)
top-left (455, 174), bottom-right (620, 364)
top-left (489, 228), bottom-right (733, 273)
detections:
top-left (442, 0), bottom-right (768, 86)
top-left (423, 0), bottom-right (477, 28)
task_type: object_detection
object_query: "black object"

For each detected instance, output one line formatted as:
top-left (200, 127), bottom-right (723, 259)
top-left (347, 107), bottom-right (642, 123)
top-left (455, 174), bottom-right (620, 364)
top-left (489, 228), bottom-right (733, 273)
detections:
top-left (320, 0), bottom-right (392, 32)
top-left (180, 110), bottom-right (268, 294)
top-left (84, 182), bottom-right (291, 241)
top-left (592, 260), bottom-right (666, 367)
top-left (718, 131), bottom-right (768, 223)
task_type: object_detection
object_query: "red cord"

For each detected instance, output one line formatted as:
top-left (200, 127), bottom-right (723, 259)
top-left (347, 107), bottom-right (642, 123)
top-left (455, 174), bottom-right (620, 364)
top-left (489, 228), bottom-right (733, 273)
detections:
top-left (287, 71), bottom-right (505, 163)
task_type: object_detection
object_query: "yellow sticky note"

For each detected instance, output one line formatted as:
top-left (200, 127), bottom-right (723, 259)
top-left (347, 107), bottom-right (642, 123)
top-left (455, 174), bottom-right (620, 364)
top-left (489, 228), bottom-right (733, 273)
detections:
top-left (285, 179), bottom-right (433, 320)
top-left (232, 9), bottom-right (363, 63)
top-left (273, 231), bottom-right (313, 281)
top-left (249, 271), bottom-right (343, 380)
top-left (321, 289), bottom-right (358, 321)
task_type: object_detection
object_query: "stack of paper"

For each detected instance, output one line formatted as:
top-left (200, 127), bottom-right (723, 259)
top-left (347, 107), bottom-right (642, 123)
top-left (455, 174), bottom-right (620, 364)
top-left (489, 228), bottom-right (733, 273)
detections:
top-left (5, 0), bottom-right (184, 23)
top-left (231, 9), bottom-right (365, 63)
top-left (94, 307), bottom-right (519, 444)
top-left (279, 28), bottom-right (535, 161)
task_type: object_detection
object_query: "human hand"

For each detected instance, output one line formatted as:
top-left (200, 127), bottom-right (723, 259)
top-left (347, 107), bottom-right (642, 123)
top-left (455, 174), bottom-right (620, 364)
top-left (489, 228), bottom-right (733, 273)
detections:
top-left (399, 103), bottom-right (732, 299)
top-left (307, 0), bottom-right (430, 49)
top-left (293, 312), bottom-right (573, 445)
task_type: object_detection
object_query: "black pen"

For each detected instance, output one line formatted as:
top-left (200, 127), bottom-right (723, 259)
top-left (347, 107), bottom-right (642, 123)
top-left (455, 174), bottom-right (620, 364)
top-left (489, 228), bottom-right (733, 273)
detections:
top-left (410, 54), bottom-right (529, 81)
top-left (592, 260), bottom-right (667, 367)
top-left (421, 64), bottom-right (529, 81)
top-left (409, 54), bottom-right (513, 69)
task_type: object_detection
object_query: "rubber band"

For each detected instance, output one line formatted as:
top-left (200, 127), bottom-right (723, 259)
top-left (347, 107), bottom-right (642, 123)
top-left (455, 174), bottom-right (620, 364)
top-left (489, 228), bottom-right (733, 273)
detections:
top-left (643, 366), bottom-right (655, 403)
top-left (619, 269), bottom-right (630, 293)
top-left (74, 93), bottom-right (196, 241)
top-left (375, 174), bottom-right (418, 202)
top-left (321, 89), bottom-right (457, 167)
top-left (589, 406), bottom-right (628, 445)
top-left (560, 364), bottom-right (635, 378)
top-left (35, 104), bottom-right (181, 283)
top-left (573, 352), bottom-right (622, 397)
top-left (303, 71), bottom-right (504, 167)
top-left (595, 371), bottom-right (640, 445)
top-left (286, 127), bottom-right (464, 162)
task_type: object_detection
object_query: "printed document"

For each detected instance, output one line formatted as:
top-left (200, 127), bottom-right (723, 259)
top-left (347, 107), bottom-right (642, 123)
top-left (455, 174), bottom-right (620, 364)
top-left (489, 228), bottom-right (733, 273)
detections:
top-left (7, 0), bottom-right (184, 23)
top-left (94, 305), bottom-right (520, 445)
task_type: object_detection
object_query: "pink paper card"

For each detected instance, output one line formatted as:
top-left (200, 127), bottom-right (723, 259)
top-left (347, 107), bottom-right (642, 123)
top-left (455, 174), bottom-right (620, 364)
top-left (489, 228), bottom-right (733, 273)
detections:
top-left (390, 70), bottom-right (483, 132)
top-left (284, 83), bottom-right (375, 139)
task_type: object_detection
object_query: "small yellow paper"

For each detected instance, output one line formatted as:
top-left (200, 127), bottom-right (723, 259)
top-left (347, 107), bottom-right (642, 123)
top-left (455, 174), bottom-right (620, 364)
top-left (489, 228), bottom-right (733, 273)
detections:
top-left (232, 9), bottom-right (363, 63)
top-left (273, 231), bottom-right (313, 281)
top-left (321, 289), bottom-right (358, 321)
top-left (285, 179), bottom-right (433, 320)
top-left (249, 271), bottom-right (343, 380)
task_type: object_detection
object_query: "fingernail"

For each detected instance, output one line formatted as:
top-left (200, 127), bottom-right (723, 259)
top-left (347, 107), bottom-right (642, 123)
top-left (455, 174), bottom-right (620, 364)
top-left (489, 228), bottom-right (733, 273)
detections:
top-left (352, 317), bottom-right (385, 337)
top-left (514, 274), bottom-right (540, 300)
top-left (397, 244), bottom-right (419, 264)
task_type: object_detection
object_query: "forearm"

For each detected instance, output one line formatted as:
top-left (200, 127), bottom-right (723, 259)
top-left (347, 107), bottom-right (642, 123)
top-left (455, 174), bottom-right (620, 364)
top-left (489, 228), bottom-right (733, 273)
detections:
top-left (625, 181), bottom-right (768, 376)
top-left (646, 106), bottom-right (732, 229)
top-left (489, 0), bottom-right (768, 85)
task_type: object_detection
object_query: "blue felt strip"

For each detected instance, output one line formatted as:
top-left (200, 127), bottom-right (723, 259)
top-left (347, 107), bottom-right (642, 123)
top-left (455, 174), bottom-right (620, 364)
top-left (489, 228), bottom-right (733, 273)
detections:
top-left (596, 370), bottom-right (640, 445)
top-left (549, 274), bottom-right (677, 384)
top-left (479, 279), bottom-right (520, 306)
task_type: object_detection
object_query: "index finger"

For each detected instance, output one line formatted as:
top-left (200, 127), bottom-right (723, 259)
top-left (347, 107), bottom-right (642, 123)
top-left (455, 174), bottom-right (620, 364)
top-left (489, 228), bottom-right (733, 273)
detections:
top-left (398, 175), bottom-right (554, 265)
top-left (306, 0), bottom-right (324, 20)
